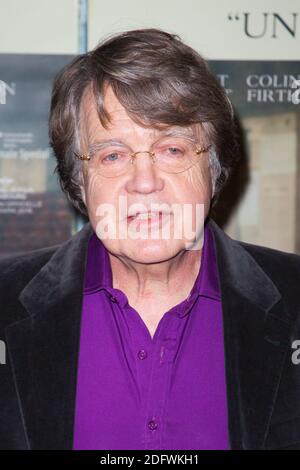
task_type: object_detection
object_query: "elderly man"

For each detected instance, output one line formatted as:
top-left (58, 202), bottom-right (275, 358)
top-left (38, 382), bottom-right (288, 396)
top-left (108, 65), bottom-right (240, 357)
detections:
top-left (1, 28), bottom-right (300, 451)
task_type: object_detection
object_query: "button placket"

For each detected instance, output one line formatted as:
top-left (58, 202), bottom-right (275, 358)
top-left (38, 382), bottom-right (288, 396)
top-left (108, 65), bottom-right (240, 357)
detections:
top-left (142, 315), bottom-right (182, 449)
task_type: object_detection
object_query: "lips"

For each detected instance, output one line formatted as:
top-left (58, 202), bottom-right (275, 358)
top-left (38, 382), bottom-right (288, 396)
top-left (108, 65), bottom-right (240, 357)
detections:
top-left (127, 211), bottom-right (164, 222)
top-left (126, 210), bottom-right (173, 231)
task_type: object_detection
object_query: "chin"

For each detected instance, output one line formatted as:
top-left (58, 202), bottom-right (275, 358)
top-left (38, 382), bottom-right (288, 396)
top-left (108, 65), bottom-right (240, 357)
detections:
top-left (122, 239), bottom-right (183, 264)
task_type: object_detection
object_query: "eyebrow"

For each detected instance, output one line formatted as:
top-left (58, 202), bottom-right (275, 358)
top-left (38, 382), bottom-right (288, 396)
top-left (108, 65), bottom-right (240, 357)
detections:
top-left (87, 127), bottom-right (198, 154)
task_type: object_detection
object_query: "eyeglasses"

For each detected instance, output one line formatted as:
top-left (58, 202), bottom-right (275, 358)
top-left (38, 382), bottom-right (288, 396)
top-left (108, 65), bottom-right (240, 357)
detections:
top-left (74, 137), bottom-right (211, 178)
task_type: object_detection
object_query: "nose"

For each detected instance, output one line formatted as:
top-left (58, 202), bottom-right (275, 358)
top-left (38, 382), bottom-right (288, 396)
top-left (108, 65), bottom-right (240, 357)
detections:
top-left (125, 151), bottom-right (164, 195)
top-left (132, 150), bottom-right (156, 162)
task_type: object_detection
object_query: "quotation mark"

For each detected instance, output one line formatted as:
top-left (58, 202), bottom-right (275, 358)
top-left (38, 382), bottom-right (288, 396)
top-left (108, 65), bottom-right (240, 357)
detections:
top-left (228, 13), bottom-right (240, 21)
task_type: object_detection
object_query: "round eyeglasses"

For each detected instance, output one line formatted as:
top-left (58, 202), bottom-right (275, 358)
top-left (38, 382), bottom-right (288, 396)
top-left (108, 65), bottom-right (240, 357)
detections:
top-left (74, 137), bottom-right (211, 178)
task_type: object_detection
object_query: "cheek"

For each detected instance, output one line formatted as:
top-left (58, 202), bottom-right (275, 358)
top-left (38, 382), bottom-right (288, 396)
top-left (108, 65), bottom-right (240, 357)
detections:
top-left (181, 165), bottom-right (212, 203)
top-left (83, 174), bottom-right (125, 239)
top-left (84, 174), bottom-right (111, 218)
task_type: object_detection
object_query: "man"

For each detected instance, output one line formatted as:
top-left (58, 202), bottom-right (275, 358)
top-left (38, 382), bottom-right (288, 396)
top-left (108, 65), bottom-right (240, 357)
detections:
top-left (1, 28), bottom-right (300, 450)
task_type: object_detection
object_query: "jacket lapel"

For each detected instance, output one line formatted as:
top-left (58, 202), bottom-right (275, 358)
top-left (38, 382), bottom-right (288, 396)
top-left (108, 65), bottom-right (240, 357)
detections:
top-left (5, 217), bottom-right (293, 449)
top-left (208, 219), bottom-right (292, 449)
top-left (4, 222), bottom-right (94, 449)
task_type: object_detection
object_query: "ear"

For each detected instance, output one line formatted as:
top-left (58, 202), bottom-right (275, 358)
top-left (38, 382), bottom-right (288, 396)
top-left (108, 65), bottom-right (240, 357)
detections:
top-left (78, 169), bottom-right (87, 205)
top-left (80, 184), bottom-right (86, 205)
top-left (208, 170), bottom-right (215, 200)
top-left (211, 179), bottom-right (216, 199)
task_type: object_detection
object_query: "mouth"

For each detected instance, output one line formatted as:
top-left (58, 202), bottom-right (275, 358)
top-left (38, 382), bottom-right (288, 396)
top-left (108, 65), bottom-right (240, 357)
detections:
top-left (126, 211), bottom-right (173, 230)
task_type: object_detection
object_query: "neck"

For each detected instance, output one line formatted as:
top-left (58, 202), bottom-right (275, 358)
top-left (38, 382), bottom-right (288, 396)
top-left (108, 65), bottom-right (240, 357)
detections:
top-left (108, 248), bottom-right (202, 303)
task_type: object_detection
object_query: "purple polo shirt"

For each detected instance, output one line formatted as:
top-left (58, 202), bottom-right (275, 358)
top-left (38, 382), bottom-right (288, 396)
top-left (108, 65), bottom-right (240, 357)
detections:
top-left (73, 219), bottom-right (230, 450)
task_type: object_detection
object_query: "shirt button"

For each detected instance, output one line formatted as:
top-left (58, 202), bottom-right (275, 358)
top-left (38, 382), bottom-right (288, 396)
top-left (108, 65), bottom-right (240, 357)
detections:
top-left (110, 295), bottom-right (117, 302)
top-left (148, 419), bottom-right (158, 431)
top-left (138, 349), bottom-right (147, 360)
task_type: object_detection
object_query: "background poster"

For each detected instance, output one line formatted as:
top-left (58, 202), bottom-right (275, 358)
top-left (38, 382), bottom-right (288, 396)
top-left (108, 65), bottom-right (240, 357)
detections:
top-left (209, 61), bottom-right (300, 253)
top-left (0, 54), bottom-right (75, 257)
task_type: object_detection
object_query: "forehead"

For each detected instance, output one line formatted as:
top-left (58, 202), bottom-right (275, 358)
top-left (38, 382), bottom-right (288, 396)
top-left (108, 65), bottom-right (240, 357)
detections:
top-left (80, 85), bottom-right (201, 140)
top-left (102, 85), bottom-right (129, 117)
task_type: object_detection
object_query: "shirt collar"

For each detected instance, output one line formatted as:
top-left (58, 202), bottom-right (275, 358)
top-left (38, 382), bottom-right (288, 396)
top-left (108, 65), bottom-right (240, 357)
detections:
top-left (83, 231), bottom-right (113, 294)
top-left (189, 218), bottom-right (221, 301)
top-left (84, 217), bottom-right (221, 302)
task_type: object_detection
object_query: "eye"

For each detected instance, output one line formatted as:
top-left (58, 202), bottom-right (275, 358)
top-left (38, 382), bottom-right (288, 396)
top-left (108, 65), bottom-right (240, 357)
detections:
top-left (168, 147), bottom-right (182, 154)
top-left (104, 153), bottom-right (118, 161)
top-left (163, 146), bottom-right (185, 157)
top-left (101, 152), bottom-right (123, 163)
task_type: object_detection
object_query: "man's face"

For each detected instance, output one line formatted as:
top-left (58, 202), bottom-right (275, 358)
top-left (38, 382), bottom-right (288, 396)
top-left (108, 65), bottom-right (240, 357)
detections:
top-left (79, 85), bottom-right (213, 263)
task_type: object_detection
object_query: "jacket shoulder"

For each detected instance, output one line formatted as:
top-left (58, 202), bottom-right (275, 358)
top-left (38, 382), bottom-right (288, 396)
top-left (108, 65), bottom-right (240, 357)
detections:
top-left (0, 244), bottom-right (60, 282)
top-left (0, 244), bottom-right (61, 317)
top-left (238, 239), bottom-right (300, 270)
top-left (238, 239), bottom-right (300, 308)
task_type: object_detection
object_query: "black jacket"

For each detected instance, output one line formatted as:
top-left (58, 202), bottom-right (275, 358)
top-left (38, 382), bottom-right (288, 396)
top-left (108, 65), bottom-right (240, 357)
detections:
top-left (1, 217), bottom-right (300, 450)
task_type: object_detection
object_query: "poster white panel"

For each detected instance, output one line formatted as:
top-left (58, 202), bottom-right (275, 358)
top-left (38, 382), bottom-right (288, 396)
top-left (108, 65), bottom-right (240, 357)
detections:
top-left (88, 0), bottom-right (300, 60)
top-left (0, 0), bottom-right (78, 54)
